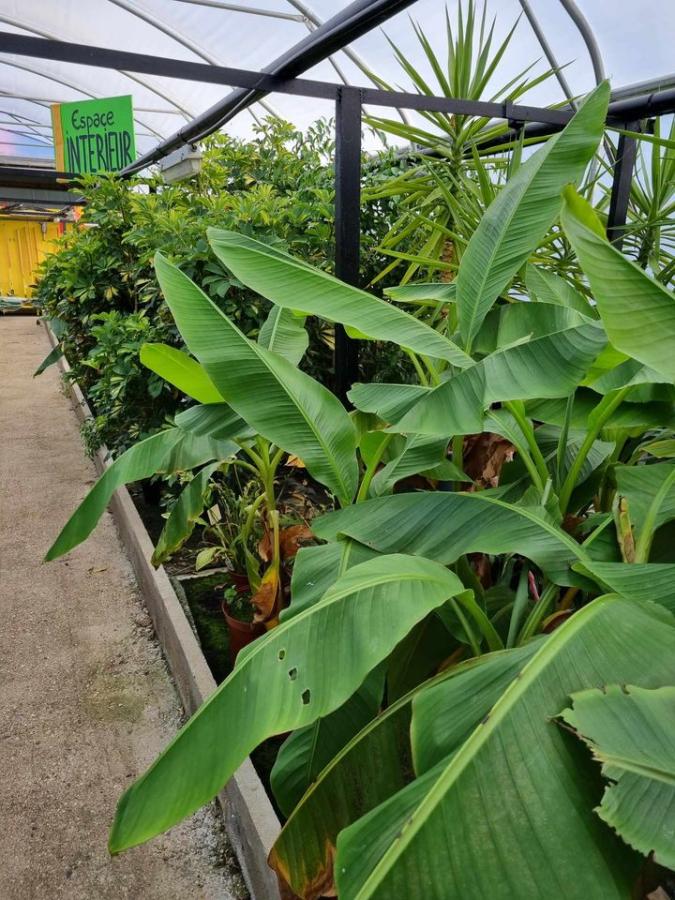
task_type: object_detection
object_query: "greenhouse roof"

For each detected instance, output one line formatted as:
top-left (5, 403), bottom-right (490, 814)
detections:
top-left (0, 0), bottom-right (673, 163)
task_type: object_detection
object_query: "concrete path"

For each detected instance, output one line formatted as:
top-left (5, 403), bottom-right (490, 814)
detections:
top-left (0, 317), bottom-right (246, 900)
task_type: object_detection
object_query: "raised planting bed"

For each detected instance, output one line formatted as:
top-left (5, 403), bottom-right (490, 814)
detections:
top-left (45, 320), bottom-right (282, 900)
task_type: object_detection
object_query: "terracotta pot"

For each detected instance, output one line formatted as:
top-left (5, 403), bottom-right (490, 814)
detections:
top-left (222, 600), bottom-right (265, 665)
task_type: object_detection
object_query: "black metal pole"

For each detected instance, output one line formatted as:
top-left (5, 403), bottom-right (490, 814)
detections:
top-left (606, 121), bottom-right (639, 249)
top-left (334, 86), bottom-right (362, 405)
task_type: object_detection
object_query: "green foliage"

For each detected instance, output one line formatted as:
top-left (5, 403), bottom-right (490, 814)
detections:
top-left (108, 555), bottom-right (465, 852)
top-left (35, 117), bottom-right (408, 454)
top-left (73, 310), bottom-right (176, 455)
top-left (41, 42), bottom-right (675, 898)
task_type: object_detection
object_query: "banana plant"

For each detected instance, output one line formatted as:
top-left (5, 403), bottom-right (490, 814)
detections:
top-left (45, 80), bottom-right (675, 898)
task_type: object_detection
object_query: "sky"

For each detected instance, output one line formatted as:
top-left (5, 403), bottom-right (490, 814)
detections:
top-left (0, 0), bottom-right (673, 161)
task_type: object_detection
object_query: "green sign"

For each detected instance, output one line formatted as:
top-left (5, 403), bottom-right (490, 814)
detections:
top-left (51, 95), bottom-right (136, 174)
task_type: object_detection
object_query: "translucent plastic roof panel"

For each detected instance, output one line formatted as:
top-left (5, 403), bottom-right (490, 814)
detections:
top-left (0, 0), bottom-right (673, 161)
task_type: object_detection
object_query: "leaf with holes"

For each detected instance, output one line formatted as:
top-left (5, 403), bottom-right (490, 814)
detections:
top-left (108, 554), bottom-right (465, 853)
top-left (270, 645), bottom-right (537, 899)
top-left (270, 667), bottom-right (385, 818)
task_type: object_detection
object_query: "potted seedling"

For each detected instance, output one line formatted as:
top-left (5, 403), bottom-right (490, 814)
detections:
top-left (220, 583), bottom-right (263, 664)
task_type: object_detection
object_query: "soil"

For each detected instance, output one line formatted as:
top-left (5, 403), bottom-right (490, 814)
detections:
top-left (0, 317), bottom-right (248, 900)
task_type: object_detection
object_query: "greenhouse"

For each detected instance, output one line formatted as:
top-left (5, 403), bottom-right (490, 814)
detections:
top-left (1, 1), bottom-right (675, 898)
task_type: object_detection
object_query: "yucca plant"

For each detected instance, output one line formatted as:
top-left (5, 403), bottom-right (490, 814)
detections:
top-left (363, 0), bottom-right (559, 285)
top-left (607, 118), bottom-right (675, 282)
top-left (47, 82), bottom-right (675, 898)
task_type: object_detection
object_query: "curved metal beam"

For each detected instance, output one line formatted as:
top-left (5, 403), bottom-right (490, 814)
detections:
top-left (107, 0), bottom-right (282, 123)
top-left (287, 0), bottom-right (410, 125)
top-left (517, 0), bottom-right (576, 108)
top-left (0, 13), bottom-right (193, 120)
top-left (123, 0), bottom-right (421, 174)
top-left (0, 108), bottom-right (51, 144)
top-left (0, 91), bottom-right (184, 114)
top-left (170, 0), bottom-right (304, 23)
top-left (300, 15), bottom-right (393, 147)
top-left (0, 56), bottom-right (165, 140)
top-left (557, 0), bottom-right (605, 85)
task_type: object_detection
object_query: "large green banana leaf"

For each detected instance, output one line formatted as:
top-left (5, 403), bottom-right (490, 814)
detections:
top-left (395, 323), bottom-right (606, 435)
top-left (313, 491), bottom-right (587, 584)
top-left (151, 462), bottom-right (221, 566)
top-left (561, 187), bottom-right (675, 381)
top-left (139, 343), bottom-right (223, 403)
top-left (45, 427), bottom-right (234, 561)
top-left (154, 252), bottom-right (358, 505)
top-left (560, 684), bottom-right (675, 869)
top-left (574, 561), bottom-right (675, 612)
top-left (108, 555), bottom-right (464, 853)
top-left (270, 646), bottom-right (538, 899)
top-left (335, 595), bottom-right (675, 899)
top-left (257, 305), bottom-right (308, 365)
top-left (270, 667), bottom-right (385, 818)
top-left (334, 646), bottom-right (543, 897)
top-left (455, 82), bottom-right (609, 349)
top-left (525, 264), bottom-right (593, 317)
top-left (271, 674), bottom-right (415, 899)
top-left (584, 357), bottom-right (672, 396)
top-left (384, 283), bottom-right (457, 303)
top-left (207, 229), bottom-right (472, 368)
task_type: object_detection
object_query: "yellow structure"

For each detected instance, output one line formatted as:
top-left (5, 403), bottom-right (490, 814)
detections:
top-left (0, 219), bottom-right (63, 298)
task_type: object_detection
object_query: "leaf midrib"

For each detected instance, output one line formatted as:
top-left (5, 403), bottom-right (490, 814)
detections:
top-left (212, 318), bottom-right (355, 504)
top-left (216, 237), bottom-right (471, 366)
top-left (459, 136), bottom-right (559, 345)
top-left (597, 754), bottom-right (675, 787)
top-left (355, 594), bottom-right (618, 897)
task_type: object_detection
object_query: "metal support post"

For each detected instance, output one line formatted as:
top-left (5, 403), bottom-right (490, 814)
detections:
top-left (333, 86), bottom-right (362, 404)
top-left (607, 121), bottom-right (639, 249)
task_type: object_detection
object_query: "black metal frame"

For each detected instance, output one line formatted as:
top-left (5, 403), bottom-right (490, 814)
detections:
top-left (334, 87), bottom-right (363, 402)
top-left (606, 122), bottom-right (640, 249)
top-left (1, 19), bottom-right (675, 395)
